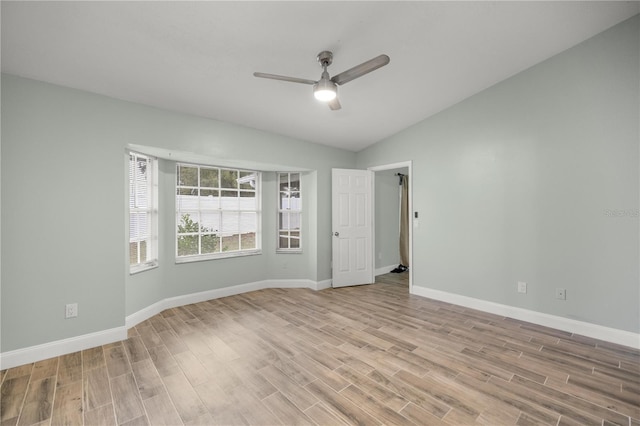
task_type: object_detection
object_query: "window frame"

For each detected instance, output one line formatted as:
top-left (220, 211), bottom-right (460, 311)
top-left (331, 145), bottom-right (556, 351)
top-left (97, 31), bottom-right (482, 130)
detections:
top-left (276, 172), bottom-right (302, 253)
top-left (175, 163), bottom-right (262, 263)
top-left (129, 152), bottom-right (159, 274)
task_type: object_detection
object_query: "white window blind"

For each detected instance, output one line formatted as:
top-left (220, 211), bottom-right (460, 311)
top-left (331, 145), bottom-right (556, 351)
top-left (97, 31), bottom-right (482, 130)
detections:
top-left (129, 152), bottom-right (158, 273)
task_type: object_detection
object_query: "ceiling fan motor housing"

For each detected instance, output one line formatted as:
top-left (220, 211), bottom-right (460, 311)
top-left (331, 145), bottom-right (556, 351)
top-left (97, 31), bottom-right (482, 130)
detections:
top-left (317, 51), bottom-right (333, 67)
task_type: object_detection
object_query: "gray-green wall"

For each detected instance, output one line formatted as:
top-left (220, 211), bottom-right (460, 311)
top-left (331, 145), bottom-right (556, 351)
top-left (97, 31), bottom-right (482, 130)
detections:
top-left (359, 15), bottom-right (639, 333)
top-left (1, 74), bottom-right (355, 352)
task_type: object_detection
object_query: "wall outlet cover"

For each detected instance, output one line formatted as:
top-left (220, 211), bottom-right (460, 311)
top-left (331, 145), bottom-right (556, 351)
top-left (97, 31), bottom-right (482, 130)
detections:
top-left (517, 281), bottom-right (527, 294)
top-left (65, 303), bottom-right (78, 318)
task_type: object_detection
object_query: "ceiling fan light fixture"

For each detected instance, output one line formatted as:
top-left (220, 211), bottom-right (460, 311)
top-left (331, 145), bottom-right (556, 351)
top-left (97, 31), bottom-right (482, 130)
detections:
top-left (313, 78), bottom-right (337, 102)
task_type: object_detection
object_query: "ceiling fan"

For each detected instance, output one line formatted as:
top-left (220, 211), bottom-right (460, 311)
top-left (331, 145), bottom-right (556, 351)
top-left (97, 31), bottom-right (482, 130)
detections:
top-left (253, 51), bottom-right (390, 111)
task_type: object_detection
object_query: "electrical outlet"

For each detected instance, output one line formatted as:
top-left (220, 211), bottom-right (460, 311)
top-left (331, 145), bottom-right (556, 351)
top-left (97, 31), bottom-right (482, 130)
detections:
top-left (556, 288), bottom-right (566, 300)
top-left (517, 281), bottom-right (527, 294)
top-left (65, 303), bottom-right (78, 318)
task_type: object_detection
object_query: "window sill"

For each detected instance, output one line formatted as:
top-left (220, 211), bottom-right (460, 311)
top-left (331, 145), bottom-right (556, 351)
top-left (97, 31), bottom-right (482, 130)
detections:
top-left (175, 249), bottom-right (262, 264)
top-left (276, 249), bottom-right (303, 254)
top-left (130, 261), bottom-right (159, 275)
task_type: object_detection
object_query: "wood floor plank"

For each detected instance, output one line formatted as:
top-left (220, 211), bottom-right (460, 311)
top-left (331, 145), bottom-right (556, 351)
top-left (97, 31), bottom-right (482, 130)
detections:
top-left (258, 364), bottom-right (318, 411)
top-left (1, 375), bottom-right (30, 424)
top-left (123, 336), bottom-right (149, 364)
top-left (83, 403), bottom-right (117, 426)
top-left (226, 358), bottom-right (278, 400)
top-left (83, 366), bottom-right (112, 411)
top-left (135, 325), bottom-right (163, 350)
top-left (110, 372), bottom-right (145, 424)
top-left (262, 391), bottom-right (315, 426)
top-left (50, 381), bottom-right (83, 426)
top-left (305, 379), bottom-right (382, 425)
top-left (161, 373), bottom-right (208, 424)
top-left (141, 390), bottom-right (183, 426)
top-left (173, 351), bottom-right (212, 387)
top-left (146, 345), bottom-right (180, 378)
top-left (230, 386), bottom-right (283, 426)
top-left (335, 365), bottom-right (408, 412)
top-left (17, 377), bottom-right (55, 426)
top-left (4, 364), bottom-right (33, 381)
top-left (304, 402), bottom-right (350, 426)
top-left (82, 347), bottom-right (106, 371)
top-left (57, 352), bottom-right (82, 388)
top-left (399, 402), bottom-right (449, 426)
top-left (130, 359), bottom-right (165, 400)
top-left (104, 344), bottom-right (132, 379)
top-left (366, 369), bottom-right (451, 419)
top-left (30, 358), bottom-right (58, 382)
top-left (340, 384), bottom-right (414, 426)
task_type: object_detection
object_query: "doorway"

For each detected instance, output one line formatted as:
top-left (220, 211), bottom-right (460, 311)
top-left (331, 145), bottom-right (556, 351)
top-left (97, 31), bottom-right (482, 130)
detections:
top-left (369, 161), bottom-right (413, 293)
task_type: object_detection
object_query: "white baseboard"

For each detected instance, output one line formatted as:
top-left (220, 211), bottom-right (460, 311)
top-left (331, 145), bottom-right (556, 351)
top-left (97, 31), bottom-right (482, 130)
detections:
top-left (411, 285), bottom-right (640, 350)
top-left (0, 326), bottom-right (127, 370)
top-left (375, 264), bottom-right (399, 276)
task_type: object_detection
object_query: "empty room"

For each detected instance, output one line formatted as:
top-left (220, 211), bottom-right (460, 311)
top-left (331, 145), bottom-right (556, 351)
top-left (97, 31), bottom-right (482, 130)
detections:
top-left (1, 1), bottom-right (639, 425)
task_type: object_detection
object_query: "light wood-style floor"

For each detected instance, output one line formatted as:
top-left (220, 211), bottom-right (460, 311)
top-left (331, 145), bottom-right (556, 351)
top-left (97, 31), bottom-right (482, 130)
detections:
top-left (1, 273), bottom-right (639, 425)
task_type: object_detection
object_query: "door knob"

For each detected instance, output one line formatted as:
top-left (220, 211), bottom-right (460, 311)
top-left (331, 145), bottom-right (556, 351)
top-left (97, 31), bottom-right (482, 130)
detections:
top-left (334, 232), bottom-right (339, 237)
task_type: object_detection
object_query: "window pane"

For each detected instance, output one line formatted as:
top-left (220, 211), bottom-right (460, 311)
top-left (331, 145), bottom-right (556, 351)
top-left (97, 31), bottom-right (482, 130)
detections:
top-left (177, 235), bottom-right (198, 256)
top-left (279, 212), bottom-right (290, 230)
top-left (279, 192), bottom-right (289, 210)
top-left (200, 168), bottom-right (218, 188)
top-left (130, 242), bottom-right (139, 264)
top-left (289, 193), bottom-right (301, 211)
top-left (239, 190), bottom-right (255, 198)
top-left (241, 232), bottom-right (256, 250)
top-left (220, 211), bottom-right (239, 235)
top-left (289, 212), bottom-right (301, 231)
top-left (199, 192), bottom-right (219, 210)
top-left (200, 189), bottom-right (219, 198)
top-left (201, 234), bottom-right (219, 254)
top-left (279, 235), bottom-right (290, 249)
top-left (221, 170), bottom-right (238, 188)
top-left (279, 173), bottom-right (289, 191)
top-left (290, 236), bottom-right (300, 249)
top-left (221, 234), bottom-right (239, 252)
top-left (289, 173), bottom-right (300, 191)
top-left (139, 240), bottom-right (148, 262)
top-left (200, 212), bottom-right (220, 233)
top-left (177, 165), bottom-right (198, 187)
top-left (239, 171), bottom-right (256, 190)
top-left (177, 213), bottom-right (200, 234)
top-left (221, 192), bottom-right (239, 210)
top-left (240, 212), bottom-right (257, 233)
top-left (221, 190), bottom-right (238, 198)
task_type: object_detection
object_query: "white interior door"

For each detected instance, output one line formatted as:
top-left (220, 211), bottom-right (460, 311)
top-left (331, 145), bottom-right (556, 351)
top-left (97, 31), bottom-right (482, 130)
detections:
top-left (332, 168), bottom-right (374, 288)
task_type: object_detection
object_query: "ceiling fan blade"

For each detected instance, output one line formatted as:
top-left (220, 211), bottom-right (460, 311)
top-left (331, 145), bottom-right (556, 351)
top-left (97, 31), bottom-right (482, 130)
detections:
top-left (328, 96), bottom-right (341, 111)
top-left (331, 54), bottom-right (390, 86)
top-left (253, 72), bottom-right (317, 85)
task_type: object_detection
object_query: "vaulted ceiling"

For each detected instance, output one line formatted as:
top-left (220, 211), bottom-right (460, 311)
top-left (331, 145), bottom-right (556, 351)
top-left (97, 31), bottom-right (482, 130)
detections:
top-left (2, 1), bottom-right (638, 151)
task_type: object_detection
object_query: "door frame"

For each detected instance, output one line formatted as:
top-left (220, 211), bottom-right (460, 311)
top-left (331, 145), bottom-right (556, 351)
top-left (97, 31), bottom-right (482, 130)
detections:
top-left (368, 161), bottom-right (413, 293)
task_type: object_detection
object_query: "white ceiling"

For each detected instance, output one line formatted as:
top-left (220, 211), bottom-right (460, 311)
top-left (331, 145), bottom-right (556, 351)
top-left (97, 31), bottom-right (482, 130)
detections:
top-left (2, 1), bottom-right (638, 152)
